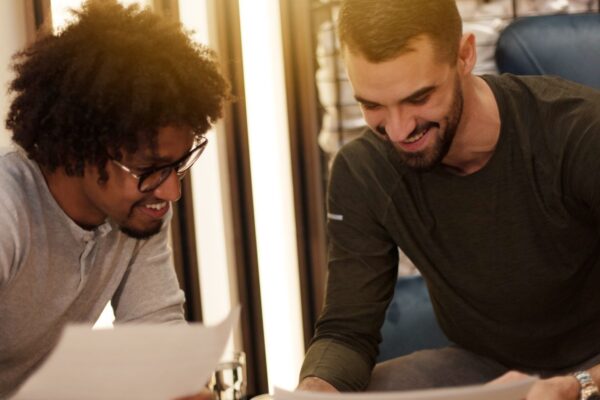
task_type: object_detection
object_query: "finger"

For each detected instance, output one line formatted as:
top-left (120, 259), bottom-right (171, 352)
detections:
top-left (487, 371), bottom-right (531, 385)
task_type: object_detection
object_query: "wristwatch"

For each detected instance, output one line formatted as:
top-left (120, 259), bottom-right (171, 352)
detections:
top-left (573, 370), bottom-right (600, 400)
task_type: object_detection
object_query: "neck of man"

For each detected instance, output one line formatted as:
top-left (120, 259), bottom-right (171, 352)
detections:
top-left (441, 74), bottom-right (501, 175)
top-left (41, 166), bottom-right (105, 230)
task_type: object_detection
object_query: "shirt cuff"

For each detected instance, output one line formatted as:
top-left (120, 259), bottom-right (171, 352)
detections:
top-left (300, 338), bottom-right (373, 391)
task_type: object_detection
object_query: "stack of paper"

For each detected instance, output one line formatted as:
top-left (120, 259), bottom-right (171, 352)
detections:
top-left (274, 376), bottom-right (536, 400)
top-left (13, 308), bottom-right (239, 400)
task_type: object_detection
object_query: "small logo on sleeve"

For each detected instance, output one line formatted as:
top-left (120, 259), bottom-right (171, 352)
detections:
top-left (327, 213), bottom-right (344, 221)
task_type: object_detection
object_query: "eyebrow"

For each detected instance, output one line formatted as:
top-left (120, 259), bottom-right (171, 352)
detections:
top-left (132, 155), bottom-right (173, 164)
top-left (126, 137), bottom-right (199, 167)
top-left (355, 85), bottom-right (438, 107)
top-left (128, 154), bottom-right (175, 168)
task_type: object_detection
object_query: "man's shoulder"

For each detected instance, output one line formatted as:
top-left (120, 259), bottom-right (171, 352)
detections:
top-left (328, 130), bottom-right (402, 208)
top-left (486, 74), bottom-right (600, 149)
top-left (0, 152), bottom-right (36, 284)
top-left (0, 144), bottom-right (13, 156)
top-left (333, 130), bottom-right (398, 177)
top-left (486, 73), bottom-right (600, 108)
top-left (0, 151), bottom-right (39, 209)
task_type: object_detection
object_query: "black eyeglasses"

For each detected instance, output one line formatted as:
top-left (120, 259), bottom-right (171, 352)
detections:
top-left (111, 136), bottom-right (208, 193)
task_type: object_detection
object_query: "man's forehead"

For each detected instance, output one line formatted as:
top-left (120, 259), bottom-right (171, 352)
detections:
top-left (123, 126), bottom-right (196, 163)
top-left (342, 34), bottom-right (434, 62)
top-left (345, 41), bottom-right (451, 104)
top-left (130, 146), bottom-right (172, 163)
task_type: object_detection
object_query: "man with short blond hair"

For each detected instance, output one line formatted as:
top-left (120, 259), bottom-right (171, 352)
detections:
top-left (299, 1), bottom-right (600, 399)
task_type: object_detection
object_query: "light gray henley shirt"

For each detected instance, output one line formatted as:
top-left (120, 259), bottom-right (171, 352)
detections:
top-left (0, 151), bottom-right (185, 397)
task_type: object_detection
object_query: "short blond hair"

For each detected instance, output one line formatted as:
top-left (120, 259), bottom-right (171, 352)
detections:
top-left (338, 0), bottom-right (462, 64)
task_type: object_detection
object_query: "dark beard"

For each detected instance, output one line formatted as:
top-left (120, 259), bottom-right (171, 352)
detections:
top-left (119, 199), bottom-right (166, 239)
top-left (393, 76), bottom-right (464, 172)
top-left (119, 222), bottom-right (162, 239)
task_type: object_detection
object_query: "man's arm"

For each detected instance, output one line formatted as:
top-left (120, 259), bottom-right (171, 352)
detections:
top-left (297, 377), bottom-right (338, 392)
top-left (0, 187), bottom-right (21, 288)
top-left (299, 144), bottom-right (399, 391)
top-left (0, 218), bottom-right (16, 287)
top-left (490, 364), bottom-right (600, 400)
top-left (300, 338), bottom-right (379, 391)
top-left (525, 371), bottom-right (584, 400)
top-left (562, 87), bottom-right (600, 233)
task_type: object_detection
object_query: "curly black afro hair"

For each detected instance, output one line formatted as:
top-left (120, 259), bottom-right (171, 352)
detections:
top-left (6, 0), bottom-right (230, 179)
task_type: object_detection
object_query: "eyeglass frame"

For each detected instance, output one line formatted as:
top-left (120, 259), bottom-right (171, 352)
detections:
top-left (110, 135), bottom-right (208, 193)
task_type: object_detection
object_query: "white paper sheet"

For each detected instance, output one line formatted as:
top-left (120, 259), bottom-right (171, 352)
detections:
top-left (13, 307), bottom-right (240, 400)
top-left (274, 376), bottom-right (537, 400)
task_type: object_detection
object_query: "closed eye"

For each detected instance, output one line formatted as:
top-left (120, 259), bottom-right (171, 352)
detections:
top-left (359, 101), bottom-right (381, 111)
top-left (407, 94), bottom-right (431, 105)
top-left (132, 165), bottom-right (156, 175)
top-left (133, 164), bottom-right (171, 178)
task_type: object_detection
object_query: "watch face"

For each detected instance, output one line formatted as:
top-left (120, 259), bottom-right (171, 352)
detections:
top-left (574, 371), bottom-right (600, 400)
top-left (576, 371), bottom-right (593, 383)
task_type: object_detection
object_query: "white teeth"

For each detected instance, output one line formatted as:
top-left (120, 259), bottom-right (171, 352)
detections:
top-left (144, 202), bottom-right (167, 210)
top-left (403, 130), bottom-right (425, 144)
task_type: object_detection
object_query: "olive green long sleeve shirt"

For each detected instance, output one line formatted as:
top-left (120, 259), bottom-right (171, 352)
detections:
top-left (301, 74), bottom-right (600, 391)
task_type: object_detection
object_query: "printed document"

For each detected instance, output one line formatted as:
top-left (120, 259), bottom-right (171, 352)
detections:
top-left (13, 307), bottom-right (240, 400)
top-left (274, 376), bottom-right (536, 400)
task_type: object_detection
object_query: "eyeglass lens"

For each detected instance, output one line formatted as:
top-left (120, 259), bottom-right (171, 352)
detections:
top-left (138, 140), bottom-right (206, 192)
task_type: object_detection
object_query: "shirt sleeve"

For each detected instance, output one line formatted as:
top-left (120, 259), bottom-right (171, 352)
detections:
top-left (111, 213), bottom-right (185, 324)
top-left (563, 97), bottom-right (600, 229)
top-left (300, 147), bottom-right (399, 391)
top-left (0, 204), bottom-right (17, 287)
top-left (0, 179), bottom-right (22, 288)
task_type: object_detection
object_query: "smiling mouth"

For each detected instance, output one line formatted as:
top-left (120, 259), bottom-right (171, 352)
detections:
top-left (136, 201), bottom-right (170, 220)
top-left (403, 127), bottom-right (429, 144)
top-left (144, 202), bottom-right (167, 211)
top-left (402, 122), bottom-right (440, 145)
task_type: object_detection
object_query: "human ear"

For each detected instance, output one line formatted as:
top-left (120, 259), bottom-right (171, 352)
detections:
top-left (457, 33), bottom-right (477, 76)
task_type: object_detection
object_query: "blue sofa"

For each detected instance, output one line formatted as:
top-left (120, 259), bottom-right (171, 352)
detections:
top-left (495, 13), bottom-right (600, 89)
top-left (377, 275), bottom-right (450, 362)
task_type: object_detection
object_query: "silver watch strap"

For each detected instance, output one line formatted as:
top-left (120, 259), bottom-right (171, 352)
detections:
top-left (573, 370), bottom-right (600, 400)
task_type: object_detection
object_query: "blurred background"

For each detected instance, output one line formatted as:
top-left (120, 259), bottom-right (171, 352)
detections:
top-left (1, 0), bottom-right (598, 396)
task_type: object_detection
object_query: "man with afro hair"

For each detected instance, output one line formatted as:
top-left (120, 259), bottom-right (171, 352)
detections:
top-left (0, 0), bottom-right (229, 397)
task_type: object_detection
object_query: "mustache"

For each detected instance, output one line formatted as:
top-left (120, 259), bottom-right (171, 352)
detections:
top-left (376, 121), bottom-right (440, 139)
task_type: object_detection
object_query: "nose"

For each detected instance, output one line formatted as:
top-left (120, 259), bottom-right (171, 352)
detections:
top-left (384, 106), bottom-right (416, 142)
top-left (152, 169), bottom-right (181, 202)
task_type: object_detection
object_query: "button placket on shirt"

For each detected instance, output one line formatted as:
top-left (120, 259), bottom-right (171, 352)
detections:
top-left (78, 233), bottom-right (97, 290)
top-left (76, 222), bottom-right (113, 290)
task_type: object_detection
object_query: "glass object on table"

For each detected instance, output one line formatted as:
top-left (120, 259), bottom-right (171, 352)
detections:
top-left (209, 351), bottom-right (247, 400)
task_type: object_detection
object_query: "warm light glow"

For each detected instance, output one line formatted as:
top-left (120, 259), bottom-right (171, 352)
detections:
top-left (191, 130), bottom-right (235, 319)
top-left (51, 0), bottom-right (150, 32)
top-left (190, 128), bottom-right (238, 356)
top-left (50, 0), bottom-right (82, 32)
top-left (239, 0), bottom-right (305, 391)
top-left (0, 2), bottom-right (27, 150)
top-left (179, 0), bottom-right (238, 356)
top-left (178, 0), bottom-right (209, 45)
